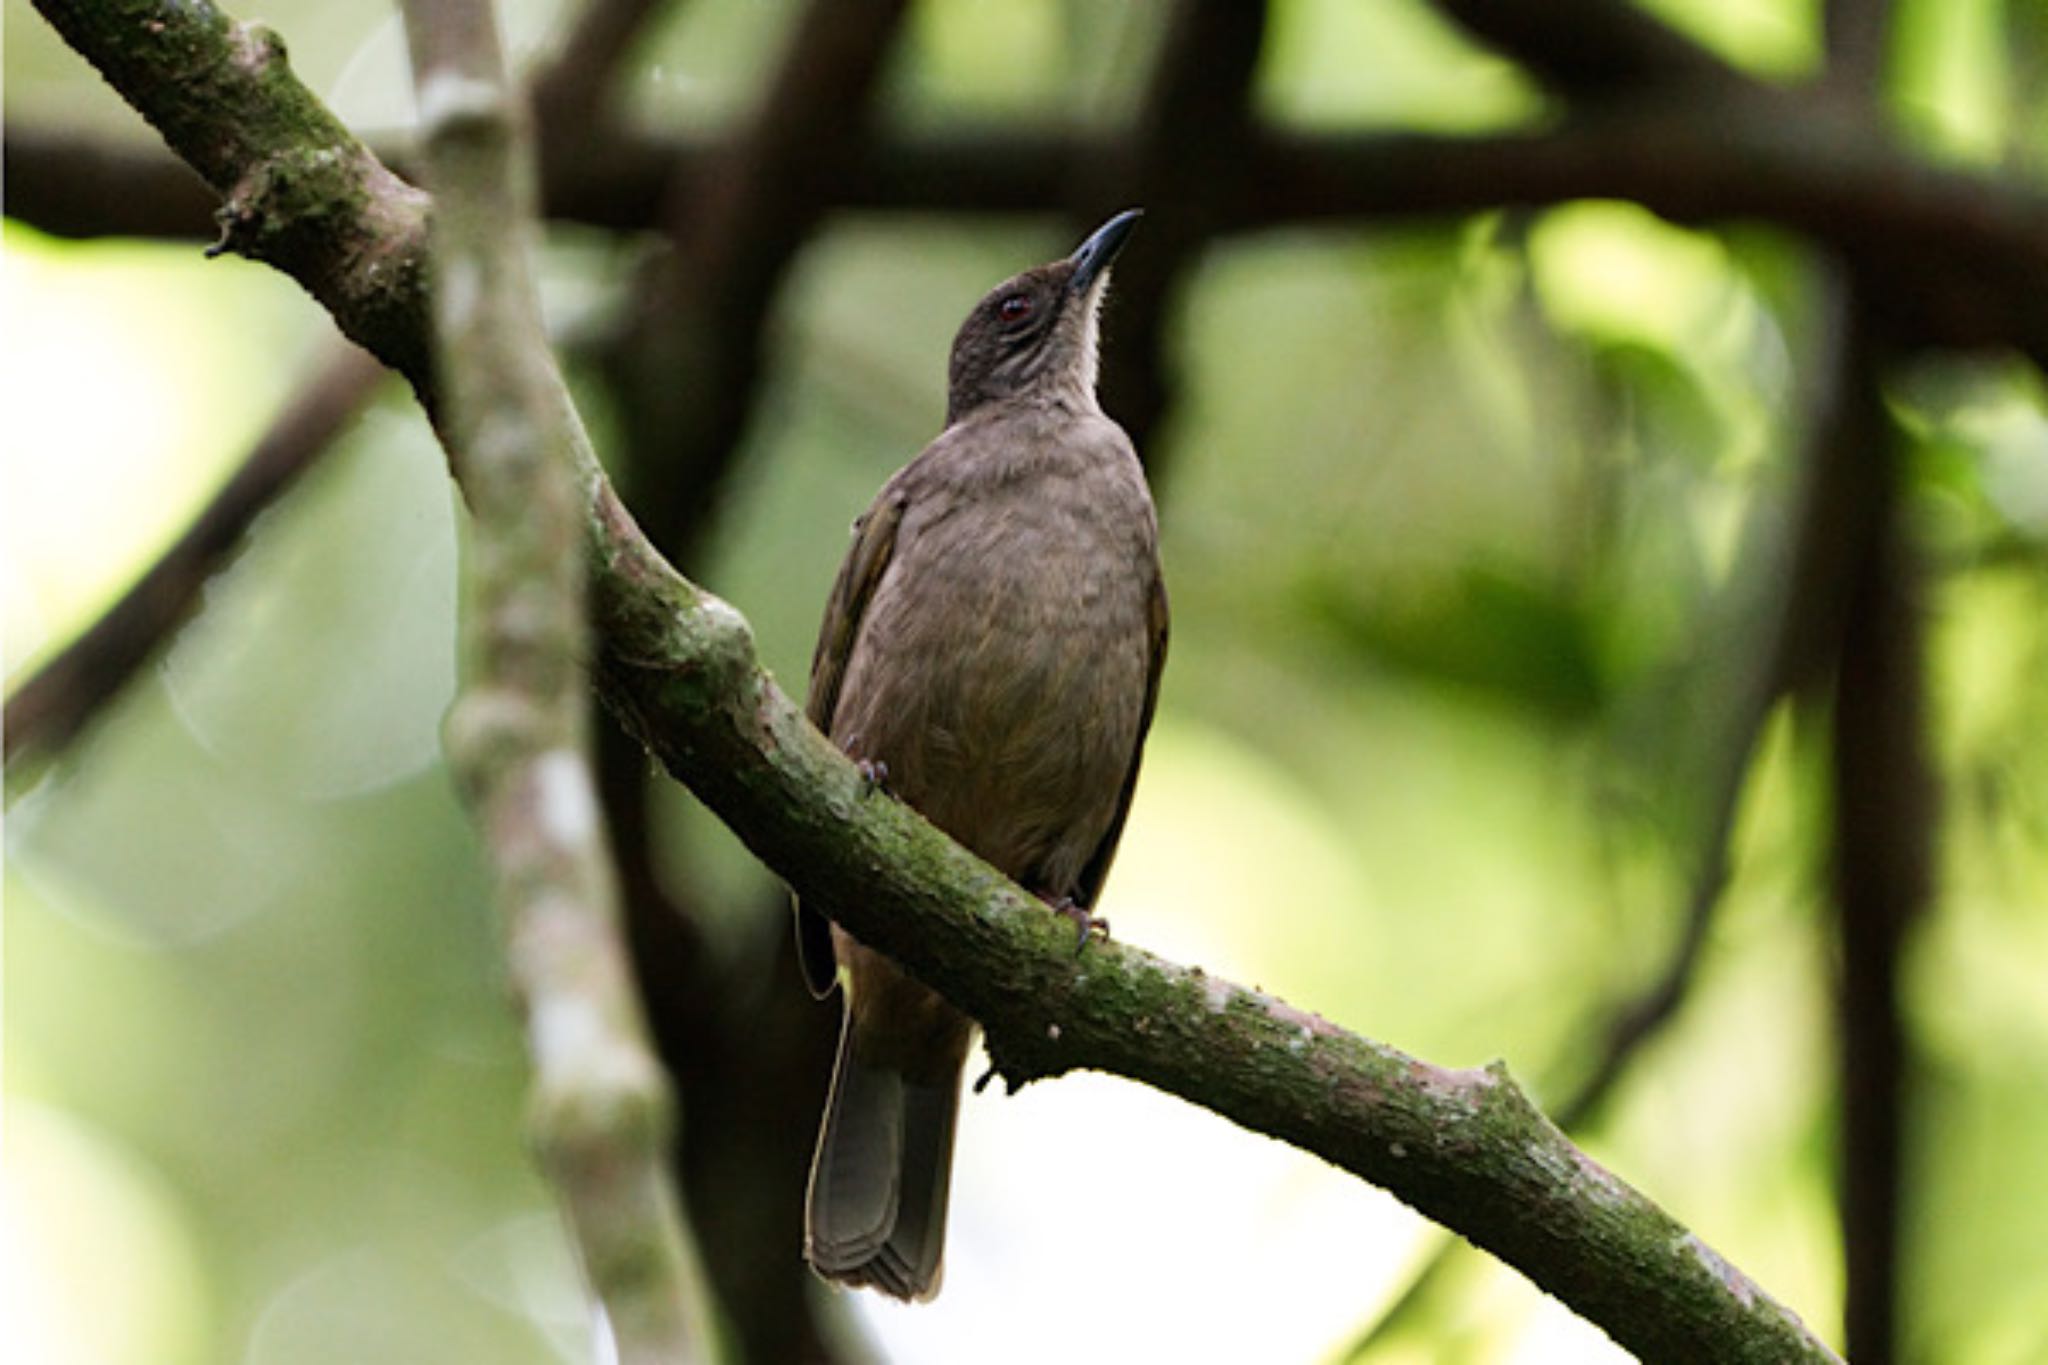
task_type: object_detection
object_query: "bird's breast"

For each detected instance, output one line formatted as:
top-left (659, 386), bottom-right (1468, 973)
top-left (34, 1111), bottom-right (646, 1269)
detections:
top-left (831, 470), bottom-right (1156, 891)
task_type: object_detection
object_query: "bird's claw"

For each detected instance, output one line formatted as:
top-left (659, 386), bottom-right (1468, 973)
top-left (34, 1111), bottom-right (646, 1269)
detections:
top-left (854, 756), bottom-right (890, 797)
top-left (1045, 896), bottom-right (1108, 955)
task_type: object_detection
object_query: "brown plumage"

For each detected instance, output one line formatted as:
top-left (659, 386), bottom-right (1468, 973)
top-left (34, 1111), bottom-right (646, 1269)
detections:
top-left (797, 210), bottom-right (1167, 1300)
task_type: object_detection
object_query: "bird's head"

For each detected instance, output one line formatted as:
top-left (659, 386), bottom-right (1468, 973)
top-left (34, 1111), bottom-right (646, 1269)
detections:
top-left (945, 209), bottom-right (1141, 424)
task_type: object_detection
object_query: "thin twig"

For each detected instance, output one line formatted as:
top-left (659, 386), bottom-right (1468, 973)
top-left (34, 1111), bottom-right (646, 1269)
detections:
top-left (1563, 279), bottom-right (1880, 1125)
top-left (401, 1), bottom-right (709, 1359)
top-left (4, 341), bottom-right (384, 767)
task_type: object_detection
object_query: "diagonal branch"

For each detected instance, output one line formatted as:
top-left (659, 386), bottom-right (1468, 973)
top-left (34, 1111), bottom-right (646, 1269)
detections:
top-left (3, 340), bottom-right (383, 768)
top-left (583, 489), bottom-right (1839, 1363)
top-left (1561, 274), bottom-right (1881, 1129)
top-left (32, 1), bottom-right (1843, 1357)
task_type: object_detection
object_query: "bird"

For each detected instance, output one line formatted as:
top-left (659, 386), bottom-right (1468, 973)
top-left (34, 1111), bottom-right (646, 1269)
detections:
top-left (796, 209), bottom-right (1168, 1301)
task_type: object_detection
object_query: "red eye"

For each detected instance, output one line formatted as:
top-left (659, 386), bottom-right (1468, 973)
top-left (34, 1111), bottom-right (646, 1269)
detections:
top-left (997, 293), bottom-right (1033, 323)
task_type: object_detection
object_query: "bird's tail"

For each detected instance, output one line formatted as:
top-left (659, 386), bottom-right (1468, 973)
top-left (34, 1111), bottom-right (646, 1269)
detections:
top-left (804, 1011), bottom-right (963, 1301)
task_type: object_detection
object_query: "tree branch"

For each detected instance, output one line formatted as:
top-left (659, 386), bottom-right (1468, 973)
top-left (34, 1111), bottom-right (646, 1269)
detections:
top-left (529, 0), bottom-right (672, 132)
top-left (3, 340), bottom-right (383, 768)
top-left (4, 123), bottom-right (220, 239)
top-left (15, 102), bottom-right (2048, 367)
top-left (1426, 0), bottom-right (1747, 96)
top-left (1244, 106), bottom-right (2048, 366)
top-left (1089, 0), bottom-right (1268, 467)
top-left (584, 520), bottom-right (1838, 1361)
top-left (29, 0), bottom-right (435, 396)
top-left (32, 1), bottom-right (1845, 1356)
top-left (606, 0), bottom-right (911, 565)
top-left (1824, 307), bottom-right (1927, 1365)
top-left (1824, 0), bottom-right (1893, 97)
top-left (400, 1), bottom-right (708, 1360)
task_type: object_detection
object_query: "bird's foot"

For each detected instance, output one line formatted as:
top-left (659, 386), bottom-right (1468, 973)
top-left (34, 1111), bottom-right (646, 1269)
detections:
top-left (854, 756), bottom-right (890, 797)
top-left (1042, 894), bottom-right (1108, 955)
top-left (972, 1059), bottom-right (1024, 1097)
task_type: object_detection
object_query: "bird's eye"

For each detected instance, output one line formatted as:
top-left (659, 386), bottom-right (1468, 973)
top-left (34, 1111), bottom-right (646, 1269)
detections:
top-left (997, 293), bottom-right (1034, 324)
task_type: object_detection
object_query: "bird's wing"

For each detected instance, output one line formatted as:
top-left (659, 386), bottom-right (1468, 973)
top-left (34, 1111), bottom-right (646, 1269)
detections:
top-left (807, 487), bottom-right (907, 734)
top-left (795, 484), bottom-right (910, 998)
top-left (1074, 569), bottom-right (1170, 911)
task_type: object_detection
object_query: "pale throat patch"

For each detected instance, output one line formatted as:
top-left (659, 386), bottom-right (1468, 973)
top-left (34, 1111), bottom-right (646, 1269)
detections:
top-left (1074, 272), bottom-right (1108, 398)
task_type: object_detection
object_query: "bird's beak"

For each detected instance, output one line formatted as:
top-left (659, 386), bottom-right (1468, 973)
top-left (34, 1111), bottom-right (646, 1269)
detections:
top-left (1068, 209), bottom-right (1142, 293)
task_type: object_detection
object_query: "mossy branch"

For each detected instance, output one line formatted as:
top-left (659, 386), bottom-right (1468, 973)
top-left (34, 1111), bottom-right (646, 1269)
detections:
top-left (31, 0), bottom-right (436, 391)
top-left (584, 497), bottom-right (1840, 1364)
top-left (32, 0), bottom-right (1841, 1358)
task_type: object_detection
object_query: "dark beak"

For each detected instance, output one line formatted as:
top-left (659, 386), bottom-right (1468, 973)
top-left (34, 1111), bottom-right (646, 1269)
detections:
top-left (1068, 209), bottom-right (1142, 293)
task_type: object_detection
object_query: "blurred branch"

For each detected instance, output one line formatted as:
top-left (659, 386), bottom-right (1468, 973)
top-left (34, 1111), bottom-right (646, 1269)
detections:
top-left (401, 1), bottom-right (708, 1360)
top-left (3, 341), bottom-right (382, 769)
top-left (1244, 106), bottom-right (2048, 367)
top-left (613, 855), bottom-right (844, 1365)
top-left (530, 0), bottom-right (672, 132)
top-left (1426, 0), bottom-right (1747, 95)
top-left (1825, 0), bottom-right (1893, 97)
top-left (4, 123), bottom-right (219, 239)
top-left (3, 0), bottom-right (664, 245)
top-left (29, 1), bottom-right (1846, 1354)
top-left (15, 102), bottom-right (2048, 366)
top-left (1824, 311), bottom-right (1927, 1365)
top-left (1089, 0), bottom-right (1267, 465)
top-left (528, 0), bottom-right (680, 220)
top-left (607, 0), bottom-right (910, 565)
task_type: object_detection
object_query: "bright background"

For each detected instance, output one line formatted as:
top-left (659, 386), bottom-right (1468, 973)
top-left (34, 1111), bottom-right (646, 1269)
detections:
top-left (9, 1), bottom-right (2048, 1362)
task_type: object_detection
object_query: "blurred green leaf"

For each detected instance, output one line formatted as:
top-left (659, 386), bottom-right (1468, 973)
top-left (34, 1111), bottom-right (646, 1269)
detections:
top-left (1302, 562), bottom-right (1608, 723)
